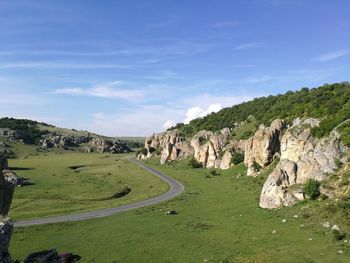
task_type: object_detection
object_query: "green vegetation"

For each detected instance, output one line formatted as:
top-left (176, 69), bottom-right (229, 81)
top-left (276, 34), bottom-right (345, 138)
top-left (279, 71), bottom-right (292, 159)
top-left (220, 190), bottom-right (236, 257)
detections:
top-left (231, 152), bottom-right (244, 165)
top-left (0, 117), bottom-right (50, 144)
top-left (188, 156), bottom-right (203, 168)
top-left (252, 160), bottom-right (262, 173)
top-left (9, 152), bottom-right (168, 219)
top-left (303, 179), bottom-right (321, 200)
top-left (11, 158), bottom-right (350, 262)
top-left (168, 82), bottom-right (350, 138)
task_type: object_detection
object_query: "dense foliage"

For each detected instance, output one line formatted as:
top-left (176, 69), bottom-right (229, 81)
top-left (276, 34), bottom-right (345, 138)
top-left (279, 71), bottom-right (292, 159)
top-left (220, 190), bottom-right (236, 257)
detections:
top-left (303, 179), bottom-right (321, 200)
top-left (169, 82), bottom-right (350, 138)
top-left (188, 157), bottom-right (203, 168)
top-left (231, 152), bottom-right (244, 165)
top-left (0, 117), bottom-right (50, 144)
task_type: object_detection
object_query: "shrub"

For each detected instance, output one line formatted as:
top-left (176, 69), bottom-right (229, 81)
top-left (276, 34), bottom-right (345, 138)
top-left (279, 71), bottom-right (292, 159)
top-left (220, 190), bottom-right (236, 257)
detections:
top-left (231, 152), bottom-right (244, 165)
top-left (334, 158), bottom-right (342, 169)
top-left (209, 169), bottom-right (220, 176)
top-left (136, 148), bottom-right (148, 156)
top-left (252, 160), bottom-right (262, 172)
top-left (303, 179), bottom-right (321, 200)
top-left (188, 157), bottom-right (202, 168)
top-left (333, 229), bottom-right (346, 240)
top-left (149, 147), bottom-right (156, 153)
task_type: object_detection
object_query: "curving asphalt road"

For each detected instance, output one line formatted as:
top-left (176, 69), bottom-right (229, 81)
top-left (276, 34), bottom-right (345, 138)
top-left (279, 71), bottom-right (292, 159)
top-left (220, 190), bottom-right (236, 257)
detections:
top-left (13, 157), bottom-right (184, 227)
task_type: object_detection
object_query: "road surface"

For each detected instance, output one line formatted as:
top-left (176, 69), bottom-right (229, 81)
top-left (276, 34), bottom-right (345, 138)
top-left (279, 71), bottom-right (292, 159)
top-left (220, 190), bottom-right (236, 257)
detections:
top-left (14, 157), bottom-right (184, 227)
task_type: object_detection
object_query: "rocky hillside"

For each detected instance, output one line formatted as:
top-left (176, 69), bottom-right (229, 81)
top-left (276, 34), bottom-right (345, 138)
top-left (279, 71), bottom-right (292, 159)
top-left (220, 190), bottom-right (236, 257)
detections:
top-left (0, 118), bottom-right (134, 154)
top-left (138, 83), bottom-right (350, 209)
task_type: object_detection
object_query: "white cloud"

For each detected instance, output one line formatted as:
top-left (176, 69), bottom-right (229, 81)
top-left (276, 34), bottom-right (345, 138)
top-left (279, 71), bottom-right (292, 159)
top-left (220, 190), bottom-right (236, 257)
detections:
top-left (184, 103), bottom-right (223, 124)
top-left (85, 105), bottom-right (185, 136)
top-left (54, 82), bottom-right (144, 100)
top-left (235, 42), bottom-right (261, 50)
top-left (163, 120), bottom-right (176, 129)
top-left (313, 50), bottom-right (349, 62)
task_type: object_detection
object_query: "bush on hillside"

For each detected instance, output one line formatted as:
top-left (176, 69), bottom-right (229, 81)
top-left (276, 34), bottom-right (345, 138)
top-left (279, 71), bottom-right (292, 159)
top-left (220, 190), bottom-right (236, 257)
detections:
top-left (231, 152), bottom-right (244, 165)
top-left (189, 157), bottom-right (202, 168)
top-left (303, 179), bottom-right (321, 200)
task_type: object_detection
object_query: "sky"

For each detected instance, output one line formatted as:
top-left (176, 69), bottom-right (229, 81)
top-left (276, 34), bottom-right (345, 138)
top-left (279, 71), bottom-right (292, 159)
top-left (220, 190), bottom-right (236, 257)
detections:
top-left (0, 0), bottom-right (349, 136)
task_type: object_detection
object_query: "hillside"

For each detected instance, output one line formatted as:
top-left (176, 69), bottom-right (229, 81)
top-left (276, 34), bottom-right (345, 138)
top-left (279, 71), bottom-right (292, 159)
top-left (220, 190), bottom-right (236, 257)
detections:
top-left (0, 117), bottom-right (144, 157)
top-left (138, 82), bottom-right (350, 234)
top-left (169, 82), bottom-right (350, 145)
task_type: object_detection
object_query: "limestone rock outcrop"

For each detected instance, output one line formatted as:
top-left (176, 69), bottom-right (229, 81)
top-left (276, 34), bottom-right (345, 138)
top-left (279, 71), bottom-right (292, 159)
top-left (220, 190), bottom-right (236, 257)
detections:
top-left (260, 119), bottom-right (346, 208)
top-left (2, 169), bottom-right (31, 187)
top-left (244, 119), bottom-right (286, 176)
top-left (0, 154), bottom-right (13, 263)
top-left (90, 138), bottom-right (131, 154)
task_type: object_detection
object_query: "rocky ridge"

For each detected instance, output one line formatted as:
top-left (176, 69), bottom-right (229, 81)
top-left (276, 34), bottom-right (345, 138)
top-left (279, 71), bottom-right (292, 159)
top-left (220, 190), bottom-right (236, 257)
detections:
top-left (138, 117), bottom-right (347, 209)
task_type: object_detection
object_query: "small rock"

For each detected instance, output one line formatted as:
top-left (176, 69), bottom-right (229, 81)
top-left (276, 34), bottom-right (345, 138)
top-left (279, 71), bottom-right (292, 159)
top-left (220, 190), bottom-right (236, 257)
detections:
top-left (309, 238), bottom-right (313, 241)
top-left (343, 240), bottom-right (348, 243)
top-left (322, 222), bottom-right (331, 228)
top-left (293, 215), bottom-right (299, 218)
top-left (300, 224), bottom-right (305, 227)
top-left (282, 219), bottom-right (287, 223)
top-left (165, 210), bottom-right (177, 215)
top-left (338, 250), bottom-right (344, 254)
top-left (332, 225), bottom-right (341, 231)
top-left (272, 230), bottom-right (277, 234)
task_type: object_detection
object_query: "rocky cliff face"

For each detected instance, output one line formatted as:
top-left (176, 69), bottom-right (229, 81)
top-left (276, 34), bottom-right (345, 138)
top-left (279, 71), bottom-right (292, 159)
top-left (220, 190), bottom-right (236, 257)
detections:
top-left (0, 154), bottom-right (14, 263)
top-left (139, 117), bottom-right (348, 209)
top-left (259, 119), bottom-right (346, 208)
top-left (244, 119), bottom-right (286, 176)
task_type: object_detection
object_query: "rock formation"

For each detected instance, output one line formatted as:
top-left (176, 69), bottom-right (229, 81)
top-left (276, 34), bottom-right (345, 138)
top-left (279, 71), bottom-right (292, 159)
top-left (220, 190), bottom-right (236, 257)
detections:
top-left (0, 154), bottom-right (14, 263)
top-left (244, 119), bottom-right (286, 176)
top-left (139, 117), bottom-right (348, 209)
top-left (38, 135), bottom-right (132, 154)
top-left (90, 138), bottom-right (131, 154)
top-left (259, 119), bottom-right (346, 208)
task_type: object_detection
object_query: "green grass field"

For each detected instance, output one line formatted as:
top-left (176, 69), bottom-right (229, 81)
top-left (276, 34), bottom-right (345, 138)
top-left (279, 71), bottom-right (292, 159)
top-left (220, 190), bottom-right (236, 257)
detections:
top-left (9, 152), bottom-right (168, 219)
top-left (10, 158), bottom-right (350, 262)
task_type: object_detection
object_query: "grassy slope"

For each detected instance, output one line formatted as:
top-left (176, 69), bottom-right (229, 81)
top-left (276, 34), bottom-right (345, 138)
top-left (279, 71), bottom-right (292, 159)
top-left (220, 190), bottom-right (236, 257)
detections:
top-left (11, 159), bottom-right (350, 262)
top-left (9, 152), bottom-right (168, 219)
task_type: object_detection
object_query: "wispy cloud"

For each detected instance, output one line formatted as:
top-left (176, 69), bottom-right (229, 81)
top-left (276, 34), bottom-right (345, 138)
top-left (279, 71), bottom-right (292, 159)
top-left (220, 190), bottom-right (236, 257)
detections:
top-left (0, 50), bottom-right (125, 56)
top-left (87, 105), bottom-right (185, 136)
top-left (54, 82), bottom-right (145, 101)
top-left (0, 62), bottom-right (133, 69)
top-left (235, 42), bottom-right (262, 50)
top-left (313, 50), bottom-right (349, 62)
top-left (211, 21), bottom-right (239, 28)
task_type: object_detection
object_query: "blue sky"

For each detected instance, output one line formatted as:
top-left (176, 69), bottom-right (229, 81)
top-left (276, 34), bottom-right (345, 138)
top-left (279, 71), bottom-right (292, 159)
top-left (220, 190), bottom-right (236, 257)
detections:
top-left (0, 0), bottom-right (349, 136)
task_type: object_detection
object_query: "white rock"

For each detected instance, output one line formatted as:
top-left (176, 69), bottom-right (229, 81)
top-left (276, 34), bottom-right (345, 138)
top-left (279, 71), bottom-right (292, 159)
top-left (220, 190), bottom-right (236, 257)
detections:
top-left (332, 225), bottom-right (341, 231)
top-left (322, 222), bottom-right (331, 228)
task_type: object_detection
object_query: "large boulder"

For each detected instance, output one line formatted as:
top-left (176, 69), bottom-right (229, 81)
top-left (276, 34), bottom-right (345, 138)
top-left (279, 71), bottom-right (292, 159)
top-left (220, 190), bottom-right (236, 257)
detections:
top-left (244, 119), bottom-right (286, 176)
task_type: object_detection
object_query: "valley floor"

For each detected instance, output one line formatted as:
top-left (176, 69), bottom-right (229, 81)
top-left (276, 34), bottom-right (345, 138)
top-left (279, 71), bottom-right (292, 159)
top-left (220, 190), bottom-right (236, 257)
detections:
top-left (9, 152), bottom-right (169, 220)
top-left (10, 157), bottom-right (350, 262)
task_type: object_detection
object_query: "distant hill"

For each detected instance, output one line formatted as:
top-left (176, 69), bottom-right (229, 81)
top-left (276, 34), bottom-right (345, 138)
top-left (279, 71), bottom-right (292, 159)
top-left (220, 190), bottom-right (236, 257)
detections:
top-left (0, 117), bottom-right (144, 155)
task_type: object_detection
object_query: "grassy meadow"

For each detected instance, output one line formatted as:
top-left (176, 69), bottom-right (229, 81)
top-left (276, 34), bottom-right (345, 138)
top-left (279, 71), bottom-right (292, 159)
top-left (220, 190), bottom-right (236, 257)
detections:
top-left (10, 157), bottom-right (350, 262)
top-left (9, 152), bottom-right (168, 219)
